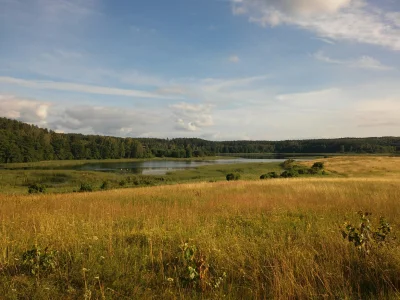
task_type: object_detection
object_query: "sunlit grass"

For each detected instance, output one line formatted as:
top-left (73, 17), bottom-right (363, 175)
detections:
top-left (1, 156), bottom-right (400, 298)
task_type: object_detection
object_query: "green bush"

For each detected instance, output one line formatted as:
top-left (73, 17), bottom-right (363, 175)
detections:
top-left (79, 182), bottom-right (93, 192)
top-left (260, 172), bottom-right (279, 179)
top-left (296, 167), bottom-right (309, 175)
top-left (100, 180), bottom-right (109, 190)
top-left (280, 159), bottom-right (296, 169)
top-left (28, 183), bottom-right (46, 194)
top-left (308, 167), bottom-right (320, 175)
top-left (312, 162), bottom-right (324, 170)
top-left (280, 169), bottom-right (298, 178)
top-left (226, 173), bottom-right (240, 181)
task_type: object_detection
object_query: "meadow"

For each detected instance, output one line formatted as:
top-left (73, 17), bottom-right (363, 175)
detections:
top-left (0, 156), bottom-right (399, 299)
top-left (0, 159), bottom-right (283, 194)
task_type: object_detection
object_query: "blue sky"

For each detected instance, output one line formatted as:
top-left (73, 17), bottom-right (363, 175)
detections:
top-left (0, 0), bottom-right (399, 140)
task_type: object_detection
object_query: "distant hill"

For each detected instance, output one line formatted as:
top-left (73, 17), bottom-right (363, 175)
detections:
top-left (0, 117), bottom-right (399, 163)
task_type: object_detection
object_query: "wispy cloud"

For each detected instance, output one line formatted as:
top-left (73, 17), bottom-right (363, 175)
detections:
top-left (231, 0), bottom-right (400, 50)
top-left (0, 76), bottom-right (174, 99)
top-left (311, 37), bottom-right (336, 45)
top-left (313, 51), bottom-right (395, 71)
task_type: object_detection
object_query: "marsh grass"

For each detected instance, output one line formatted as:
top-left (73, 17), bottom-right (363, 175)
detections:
top-left (0, 162), bottom-right (282, 195)
top-left (0, 171), bottom-right (400, 298)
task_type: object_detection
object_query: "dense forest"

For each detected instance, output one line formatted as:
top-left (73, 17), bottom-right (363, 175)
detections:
top-left (0, 117), bottom-right (399, 163)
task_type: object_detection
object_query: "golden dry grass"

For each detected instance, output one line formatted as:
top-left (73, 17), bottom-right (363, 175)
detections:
top-left (0, 157), bottom-right (400, 299)
top-left (303, 155), bottom-right (400, 177)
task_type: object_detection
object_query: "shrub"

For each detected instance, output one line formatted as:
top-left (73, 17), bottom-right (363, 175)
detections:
top-left (79, 182), bottom-right (93, 192)
top-left (100, 180), bottom-right (109, 190)
top-left (28, 183), bottom-right (46, 194)
top-left (312, 162), bottom-right (324, 170)
top-left (226, 173), bottom-right (240, 181)
top-left (297, 168), bottom-right (309, 175)
top-left (260, 172), bottom-right (279, 179)
top-left (280, 169), bottom-right (298, 178)
top-left (119, 180), bottom-right (127, 187)
top-left (280, 159), bottom-right (296, 169)
top-left (308, 167), bottom-right (319, 175)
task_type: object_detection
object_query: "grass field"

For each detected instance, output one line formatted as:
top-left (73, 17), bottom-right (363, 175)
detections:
top-left (0, 156), bottom-right (400, 299)
top-left (0, 160), bottom-right (283, 194)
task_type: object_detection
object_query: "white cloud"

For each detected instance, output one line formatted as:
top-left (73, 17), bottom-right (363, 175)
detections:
top-left (311, 37), bottom-right (336, 44)
top-left (0, 94), bottom-right (50, 123)
top-left (176, 119), bottom-right (198, 131)
top-left (386, 12), bottom-right (400, 27)
top-left (240, 0), bottom-right (352, 17)
top-left (170, 102), bottom-right (214, 132)
top-left (51, 105), bottom-right (166, 135)
top-left (232, 0), bottom-right (400, 50)
top-left (229, 55), bottom-right (240, 63)
top-left (0, 76), bottom-right (174, 99)
top-left (314, 51), bottom-right (394, 70)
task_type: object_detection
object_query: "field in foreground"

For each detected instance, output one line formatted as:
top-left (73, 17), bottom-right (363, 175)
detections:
top-left (0, 157), bottom-right (400, 299)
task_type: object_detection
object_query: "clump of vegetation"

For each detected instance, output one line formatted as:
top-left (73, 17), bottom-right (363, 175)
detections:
top-left (28, 183), bottom-right (46, 194)
top-left (280, 169), bottom-right (299, 178)
top-left (100, 180), bottom-right (109, 190)
top-left (119, 180), bottom-right (127, 187)
top-left (274, 160), bottom-right (326, 179)
top-left (260, 172), bottom-right (279, 179)
top-left (341, 211), bottom-right (394, 255)
top-left (79, 182), bottom-right (93, 192)
top-left (169, 241), bottom-right (226, 292)
top-left (21, 246), bottom-right (58, 276)
top-left (226, 173), bottom-right (240, 181)
top-left (312, 162), bottom-right (324, 170)
top-left (280, 159), bottom-right (296, 169)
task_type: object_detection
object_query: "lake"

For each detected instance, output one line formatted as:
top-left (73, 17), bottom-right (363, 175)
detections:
top-left (73, 158), bottom-right (315, 175)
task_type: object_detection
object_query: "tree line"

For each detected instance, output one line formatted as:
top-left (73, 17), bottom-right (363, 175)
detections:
top-left (0, 117), bottom-right (399, 163)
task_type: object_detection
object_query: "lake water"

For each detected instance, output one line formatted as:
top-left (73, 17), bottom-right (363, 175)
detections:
top-left (74, 158), bottom-right (315, 175)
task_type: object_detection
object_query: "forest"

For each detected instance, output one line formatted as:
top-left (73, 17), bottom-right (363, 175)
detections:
top-left (0, 117), bottom-right (399, 163)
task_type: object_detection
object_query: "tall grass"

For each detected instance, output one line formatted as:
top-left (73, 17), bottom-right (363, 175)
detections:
top-left (0, 176), bottom-right (399, 298)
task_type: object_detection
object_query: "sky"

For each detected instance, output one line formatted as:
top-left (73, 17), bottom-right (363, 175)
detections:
top-left (0, 0), bottom-right (399, 140)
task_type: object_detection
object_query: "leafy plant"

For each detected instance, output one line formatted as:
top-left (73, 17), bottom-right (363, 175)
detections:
top-left (100, 180), bottom-right (109, 190)
top-left (179, 242), bottom-right (208, 289)
top-left (341, 211), bottom-right (394, 254)
top-left (280, 169), bottom-right (298, 178)
top-left (28, 183), bottom-right (46, 194)
top-left (79, 182), bottom-right (93, 192)
top-left (280, 159), bottom-right (296, 170)
top-left (260, 172), bottom-right (279, 179)
top-left (226, 173), bottom-right (240, 181)
top-left (312, 162), bottom-right (324, 170)
top-left (171, 241), bottom-right (226, 292)
top-left (22, 246), bottom-right (58, 276)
